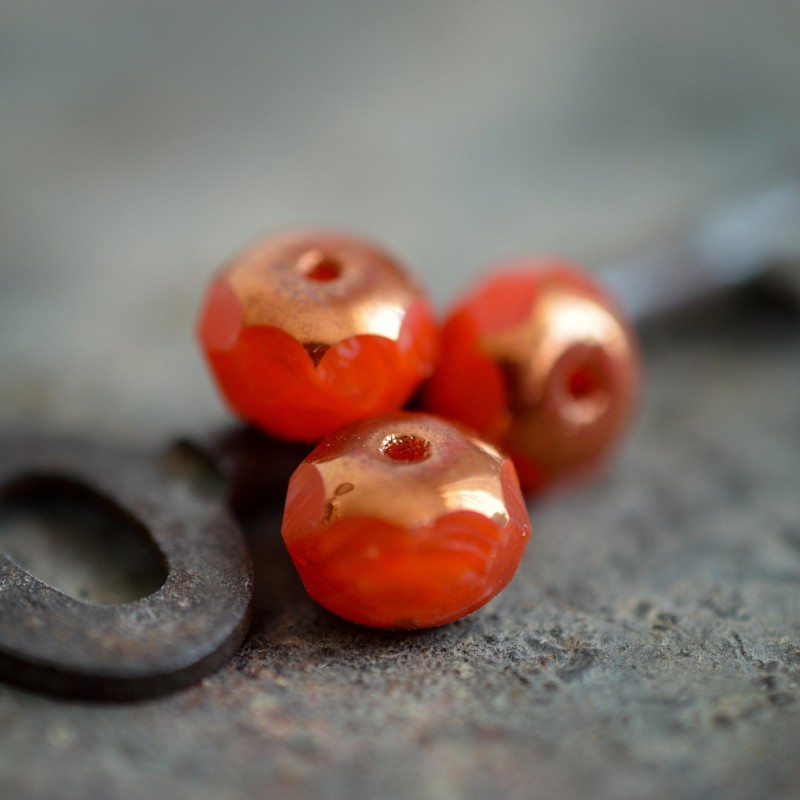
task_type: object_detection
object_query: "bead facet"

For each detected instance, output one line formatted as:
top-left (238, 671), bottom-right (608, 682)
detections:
top-left (423, 260), bottom-right (641, 494)
top-left (198, 231), bottom-right (439, 442)
top-left (281, 413), bottom-right (531, 629)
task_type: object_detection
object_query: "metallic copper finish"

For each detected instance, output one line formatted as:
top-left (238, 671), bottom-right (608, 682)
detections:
top-left (306, 414), bottom-right (514, 531)
top-left (482, 278), bottom-right (640, 489)
top-left (224, 230), bottom-right (425, 349)
top-left (199, 229), bottom-right (439, 442)
top-left (281, 413), bottom-right (532, 629)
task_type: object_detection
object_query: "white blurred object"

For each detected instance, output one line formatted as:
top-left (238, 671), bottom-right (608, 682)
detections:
top-left (603, 184), bottom-right (800, 321)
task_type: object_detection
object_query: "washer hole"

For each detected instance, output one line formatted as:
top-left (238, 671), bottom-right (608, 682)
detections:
top-left (0, 476), bottom-right (168, 604)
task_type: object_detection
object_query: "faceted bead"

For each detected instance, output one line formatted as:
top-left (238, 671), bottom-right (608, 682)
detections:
top-left (281, 413), bottom-right (531, 629)
top-left (197, 231), bottom-right (439, 442)
top-left (423, 260), bottom-right (641, 495)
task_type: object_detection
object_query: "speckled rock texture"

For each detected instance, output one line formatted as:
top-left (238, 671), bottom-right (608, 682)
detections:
top-left (1, 3), bottom-right (799, 798)
top-left (1, 301), bottom-right (798, 800)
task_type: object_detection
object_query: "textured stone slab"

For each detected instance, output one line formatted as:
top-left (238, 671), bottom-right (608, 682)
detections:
top-left (1, 3), bottom-right (799, 798)
top-left (0, 300), bottom-right (798, 800)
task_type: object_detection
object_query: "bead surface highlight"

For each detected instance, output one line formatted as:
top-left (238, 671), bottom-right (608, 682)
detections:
top-left (198, 231), bottom-right (439, 442)
top-left (281, 413), bottom-right (532, 629)
top-left (423, 260), bottom-right (641, 495)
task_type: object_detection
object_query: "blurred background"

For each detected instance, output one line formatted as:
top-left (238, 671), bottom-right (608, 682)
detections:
top-left (2, 5), bottom-right (800, 799)
top-left (1, 0), bottom-right (799, 441)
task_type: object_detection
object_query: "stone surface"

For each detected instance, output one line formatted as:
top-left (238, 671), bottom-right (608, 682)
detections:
top-left (1, 3), bottom-right (799, 799)
top-left (1, 296), bottom-right (798, 800)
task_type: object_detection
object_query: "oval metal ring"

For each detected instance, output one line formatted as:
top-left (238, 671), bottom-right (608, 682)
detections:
top-left (0, 435), bottom-right (253, 700)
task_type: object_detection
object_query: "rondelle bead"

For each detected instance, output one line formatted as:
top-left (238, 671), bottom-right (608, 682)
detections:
top-left (281, 413), bottom-right (531, 629)
top-left (423, 260), bottom-right (641, 495)
top-left (197, 231), bottom-right (439, 442)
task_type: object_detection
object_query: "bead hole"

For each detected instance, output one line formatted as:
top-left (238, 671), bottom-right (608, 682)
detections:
top-left (566, 366), bottom-right (598, 400)
top-left (562, 359), bottom-right (610, 425)
top-left (380, 434), bottom-right (431, 463)
top-left (295, 250), bottom-right (343, 282)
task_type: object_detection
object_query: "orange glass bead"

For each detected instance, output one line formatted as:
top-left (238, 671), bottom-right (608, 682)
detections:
top-left (281, 413), bottom-right (531, 629)
top-left (423, 260), bottom-right (641, 495)
top-left (197, 231), bottom-right (439, 442)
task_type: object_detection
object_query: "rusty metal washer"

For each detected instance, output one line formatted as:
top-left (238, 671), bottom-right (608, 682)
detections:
top-left (0, 434), bottom-right (253, 700)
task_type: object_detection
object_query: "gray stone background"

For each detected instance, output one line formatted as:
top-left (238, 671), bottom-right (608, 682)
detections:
top-left (1, 2), bottom-right (799, 799)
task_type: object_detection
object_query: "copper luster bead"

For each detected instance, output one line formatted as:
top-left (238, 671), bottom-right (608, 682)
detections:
top-left (197, 231), bottom-right (439, 442)
top-left (423, 260), bottom-right (641, 495)
top-left (281, 413), bottom-right (532, 629)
